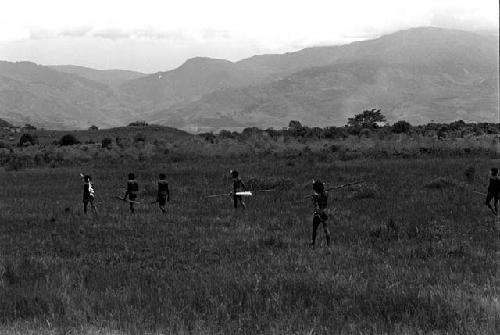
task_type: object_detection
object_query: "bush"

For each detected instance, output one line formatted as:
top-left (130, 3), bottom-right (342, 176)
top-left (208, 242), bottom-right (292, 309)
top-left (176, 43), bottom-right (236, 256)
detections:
top-left (59, 134), bottom-right (80, 146)
top-left (19, 133), bottom-right (38, 147)
top-left (101, 137), bottom-right (113, 149)
top-left (392, 120), bottom-right (412, 134)
top-left (219, 130), bottom-right (234, 139)
top-left (288, 120), bottom-right (305, 137)
top-left (128, 120), bottom-right (148, 127)
top-left (437, 126), bottom-right (448, 139)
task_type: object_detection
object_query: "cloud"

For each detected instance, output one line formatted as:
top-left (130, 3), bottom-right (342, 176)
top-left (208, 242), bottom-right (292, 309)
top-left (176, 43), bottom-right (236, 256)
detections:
top-left (200, 28), bottom-right (232, 41)
top-left (29, 28), bottom-right (55, 39)
top-left (92, 28), bottom-right (131, 40)
top-left (429, 1), bottom-right (499, 30)
top-left (60, 26), bottom-right (92, 37)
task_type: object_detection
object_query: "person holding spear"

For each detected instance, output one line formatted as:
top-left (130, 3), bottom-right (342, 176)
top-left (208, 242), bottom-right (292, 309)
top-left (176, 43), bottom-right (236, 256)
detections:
top-left (231, 170), bottom-right (247, 209)
top-left (310, 180), bottom-right (331, 249)
top-left (122, 173), bottom-right (139, 214)
top-left (485, 167), bottom-right (500, 215)
top-left (80, 173), bottom-right (97, 215)
top-left (156, 173), bottom-right (170, 214)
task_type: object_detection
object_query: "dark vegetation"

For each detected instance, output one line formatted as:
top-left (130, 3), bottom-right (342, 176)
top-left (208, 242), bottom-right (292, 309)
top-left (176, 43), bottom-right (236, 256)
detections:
top-left (0, 111), bottom-right (498, 172)
top-left (0, 111), bottom-right (499, 334)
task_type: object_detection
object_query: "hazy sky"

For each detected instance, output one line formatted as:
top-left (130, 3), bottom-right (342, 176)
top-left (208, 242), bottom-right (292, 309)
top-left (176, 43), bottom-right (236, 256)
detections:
top-left (0, 0), bottom-right (497, 72)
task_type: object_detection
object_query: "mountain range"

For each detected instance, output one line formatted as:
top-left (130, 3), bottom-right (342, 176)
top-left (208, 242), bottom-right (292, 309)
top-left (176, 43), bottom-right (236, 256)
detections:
top-left (0, 27), bottom-right (498, 131)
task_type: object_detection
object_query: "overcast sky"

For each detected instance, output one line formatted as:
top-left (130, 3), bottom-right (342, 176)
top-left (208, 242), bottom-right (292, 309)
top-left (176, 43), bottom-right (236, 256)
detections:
top-left (0, 0), bottom-right (497, 73)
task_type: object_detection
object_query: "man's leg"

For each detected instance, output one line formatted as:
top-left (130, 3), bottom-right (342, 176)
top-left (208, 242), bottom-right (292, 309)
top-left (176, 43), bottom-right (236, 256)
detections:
top-left (159, 197), bottom-right (167, 213)
top-left (311, 215), bottom-right (320, 247)
top-left (83, 201), bottom-right (88, 214)
top-left (486, 193), bottom-right (496, 215)
top-left (90, 199), bottom-right (98, 215)
top-left (322, 219), bottom-right (331, 247)
top-left (233, 196), bottom-right (238, 209)
top-left (494, 195), bottom-right (499, 215)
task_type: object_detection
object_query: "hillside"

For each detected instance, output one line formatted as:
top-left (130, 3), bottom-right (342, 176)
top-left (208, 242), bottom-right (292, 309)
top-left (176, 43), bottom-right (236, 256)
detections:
top-left (120, 57), bottom-right (269, 109)
top-left (149, 28), bottom-right (499, 129)
top-left (0, 61), bottom-right (139, 129)
top-left (49, 65), bottom-right (148, 88)
top-left (0, 27), bottom-right (498, 131)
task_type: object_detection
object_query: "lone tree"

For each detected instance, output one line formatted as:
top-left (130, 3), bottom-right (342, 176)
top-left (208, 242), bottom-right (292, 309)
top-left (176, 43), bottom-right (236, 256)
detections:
top-left (288, 120), bottom-right (305, 137)
top-left (347, 109), bottom-right (386, 130)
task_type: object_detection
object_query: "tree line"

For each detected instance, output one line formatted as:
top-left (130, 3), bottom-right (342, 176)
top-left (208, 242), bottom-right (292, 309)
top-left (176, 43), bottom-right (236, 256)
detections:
top-left (210, 109), bottom-right (500, 141)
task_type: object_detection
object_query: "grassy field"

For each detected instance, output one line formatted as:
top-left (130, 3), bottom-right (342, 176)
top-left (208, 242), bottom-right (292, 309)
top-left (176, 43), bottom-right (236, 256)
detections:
top-left (1, 153), bottom-right (499, 334)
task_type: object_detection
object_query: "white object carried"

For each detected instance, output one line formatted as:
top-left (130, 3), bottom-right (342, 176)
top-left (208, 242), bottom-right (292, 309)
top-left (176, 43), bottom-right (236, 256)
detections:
top-left (235, 191), bottom-right (252, 196)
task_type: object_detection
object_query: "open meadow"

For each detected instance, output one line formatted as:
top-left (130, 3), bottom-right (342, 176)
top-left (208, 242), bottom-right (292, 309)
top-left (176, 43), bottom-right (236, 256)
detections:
top-left (1, 143), bottom-right (499, 334)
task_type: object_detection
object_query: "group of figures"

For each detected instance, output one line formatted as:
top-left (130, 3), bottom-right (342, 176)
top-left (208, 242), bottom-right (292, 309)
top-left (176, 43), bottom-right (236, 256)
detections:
top-left (81, 172), bottom-right (170, 215)
top-left (80, 167), bottom-right (500, 249)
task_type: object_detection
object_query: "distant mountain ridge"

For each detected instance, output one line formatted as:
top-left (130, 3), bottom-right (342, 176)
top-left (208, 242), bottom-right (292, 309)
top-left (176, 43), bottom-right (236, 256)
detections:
top-left (0, 27), bottom-right (498, 130)
top-left (0, 61), bottom-right (139, 129)
top-left (49, 65), bottom-right (147, 88)
top-left (148, 27), bottom-right (499, 129)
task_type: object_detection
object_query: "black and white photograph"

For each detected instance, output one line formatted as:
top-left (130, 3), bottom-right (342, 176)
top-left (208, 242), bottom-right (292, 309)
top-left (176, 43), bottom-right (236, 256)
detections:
top-left (0, 0), bottom-right (499, 334)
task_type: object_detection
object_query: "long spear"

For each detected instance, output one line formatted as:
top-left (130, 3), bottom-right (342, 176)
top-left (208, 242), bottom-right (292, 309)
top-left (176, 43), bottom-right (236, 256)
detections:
top-left (114, 196), bottom-right (141, 204)
top-left (206, 191), bottom-right (253, 198)
top-left (304, 180), bottom-right (364, 199)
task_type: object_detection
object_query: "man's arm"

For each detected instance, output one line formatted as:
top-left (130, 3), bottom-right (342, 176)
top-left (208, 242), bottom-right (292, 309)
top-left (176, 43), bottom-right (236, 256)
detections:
top-left (167, 183), bottom-right (170, 202)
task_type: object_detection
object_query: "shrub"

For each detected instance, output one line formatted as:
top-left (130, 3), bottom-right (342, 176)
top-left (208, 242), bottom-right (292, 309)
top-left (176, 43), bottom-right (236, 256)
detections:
top-left (219, 130), bottom-right (234, 139)
top-left (128, 120), bottom-right (148, 127)
top-left (59, 134), bottom-right (80, 146)
top-left (199, 133), bottom-right (215, 143)
top-left (101, 137), bottom-right (113, 149)
top-left (19, 133), bottom-right (38, 147)
top-left (288, 120), bottom-right (305, 137)
top-left (392, 120), bottom-right (412, 134)
top-left (437, 126), bottom-right (448, 139)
